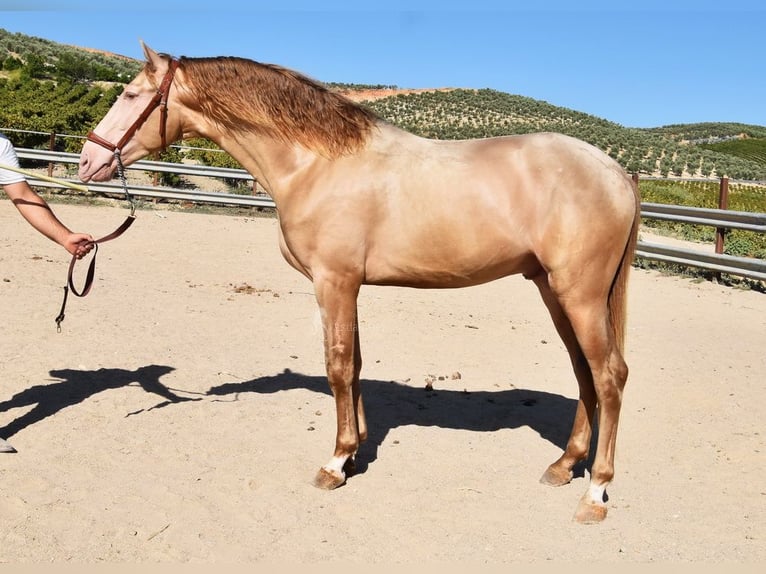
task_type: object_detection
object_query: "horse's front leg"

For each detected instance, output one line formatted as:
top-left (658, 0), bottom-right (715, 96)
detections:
top-left (312, 276), bottom-right (364, 490)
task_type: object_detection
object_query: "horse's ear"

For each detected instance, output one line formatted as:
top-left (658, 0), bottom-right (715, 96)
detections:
top-left (140, 40), bottom-right (163, 72)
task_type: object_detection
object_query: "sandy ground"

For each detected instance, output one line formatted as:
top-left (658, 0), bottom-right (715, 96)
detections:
top-left (0, 201), bottom-right (764, 564)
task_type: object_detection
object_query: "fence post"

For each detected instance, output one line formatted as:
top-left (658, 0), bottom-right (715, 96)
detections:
top-left (47, 131), bottom-right (55, 177)
top-left (152, 152), bottom-right (159, 186)
top-left (715, 176), bottom-right (729, 255)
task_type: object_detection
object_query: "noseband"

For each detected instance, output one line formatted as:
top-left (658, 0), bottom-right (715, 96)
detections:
top-left (87, 58), bottom-right (179, 154)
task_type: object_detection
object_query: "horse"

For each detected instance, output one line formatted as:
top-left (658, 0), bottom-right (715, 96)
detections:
top-left (78, 42), bottom-right (640, 523)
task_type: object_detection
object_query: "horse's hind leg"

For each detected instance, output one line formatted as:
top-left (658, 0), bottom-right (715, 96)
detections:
top-left (532, 273), bottom-right (597, 487)
top-left (534, 271), bottom-right (629, 523)
top-left (567, 301), bottom-right (628, 523)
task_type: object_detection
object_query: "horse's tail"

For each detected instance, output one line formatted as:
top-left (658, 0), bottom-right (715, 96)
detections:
top-left (609, 179), bottom-right (641, 355)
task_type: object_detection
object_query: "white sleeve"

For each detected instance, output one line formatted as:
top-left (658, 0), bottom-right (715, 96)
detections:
top-left (0, 136), bottom-right (26, 185)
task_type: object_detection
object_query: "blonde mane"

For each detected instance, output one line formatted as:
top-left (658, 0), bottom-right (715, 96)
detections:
top-left (173, 56), bottom-right (378, 157)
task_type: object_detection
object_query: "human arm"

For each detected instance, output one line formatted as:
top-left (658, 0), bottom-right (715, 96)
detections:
top-left (3, 179), bottom-right (94, 258)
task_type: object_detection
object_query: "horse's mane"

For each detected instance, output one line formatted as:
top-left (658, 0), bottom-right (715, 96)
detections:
top-left (171, 56), bottom-right (379, 158)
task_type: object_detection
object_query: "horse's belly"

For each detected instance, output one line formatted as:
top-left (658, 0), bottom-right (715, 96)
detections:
top-left (363, 242), bottom-right (539, 288)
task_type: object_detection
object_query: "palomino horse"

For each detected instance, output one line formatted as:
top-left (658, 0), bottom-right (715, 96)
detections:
top-left (79, 43), bottom-right (640, 523)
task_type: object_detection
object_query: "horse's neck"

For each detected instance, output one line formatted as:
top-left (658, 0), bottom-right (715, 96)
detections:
top-left (208, 132), bottom-right (317, 201)
top-left (197, 122), bottom-right (406, 204)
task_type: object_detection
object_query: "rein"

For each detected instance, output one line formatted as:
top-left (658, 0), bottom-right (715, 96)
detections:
top-left (54, 154), bottom-right (136, 331)
top-left (56, 59), bottom-right (179, 331)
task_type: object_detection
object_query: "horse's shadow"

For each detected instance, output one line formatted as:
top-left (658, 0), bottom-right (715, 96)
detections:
top-left (2, 365), bottom-right (588, 479)
top-left (0, 365), bottom-right (201, 440)
top-left (207, 368), bottom-right (585, 477)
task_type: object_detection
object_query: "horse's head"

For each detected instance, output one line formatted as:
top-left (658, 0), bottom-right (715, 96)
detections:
top-left (79, 42), bottom-right (181, 183)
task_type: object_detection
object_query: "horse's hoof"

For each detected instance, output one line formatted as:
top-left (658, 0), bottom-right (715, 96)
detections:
top-left (539, 464), bottom-right (572, 487)
top-left (312, 467), bottom-right (345, 490)
top-left (573, 497), bottom-right (608, 524)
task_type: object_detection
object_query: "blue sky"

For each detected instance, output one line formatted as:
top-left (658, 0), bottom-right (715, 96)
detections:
top-left (1, 1), bottom-right (764, 128)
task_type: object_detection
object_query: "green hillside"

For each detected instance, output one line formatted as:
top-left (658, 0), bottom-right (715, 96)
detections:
top-left (0, 28), bottom-right (141, 82)
top-left (646, 122), bottom-right (766, 141)
top-left (1, 27), bottom-right (765, 181)
top-left (700, 138), bottom-right (766, 165)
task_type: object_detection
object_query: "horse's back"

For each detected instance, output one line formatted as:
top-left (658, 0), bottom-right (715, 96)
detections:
top-left (370, 128), bottom-right (634, 221)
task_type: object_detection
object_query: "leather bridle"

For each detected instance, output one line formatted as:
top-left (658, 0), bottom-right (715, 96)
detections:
top-left (56, 59), bottom-right (180, 332)
top-left (86, 58), bottom-right (180, 154)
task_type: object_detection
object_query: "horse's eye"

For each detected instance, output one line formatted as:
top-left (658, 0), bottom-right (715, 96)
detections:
top-left (123, 91), bottom-right (139, 100)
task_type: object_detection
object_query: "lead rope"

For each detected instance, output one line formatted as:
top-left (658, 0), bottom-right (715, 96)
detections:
top-left (115, 150), bottom-right (137, 218)
top-left (55, 149), bottom-right (137, 331)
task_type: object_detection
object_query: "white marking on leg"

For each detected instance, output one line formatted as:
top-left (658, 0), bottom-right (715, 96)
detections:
top-left (323, 455), bottom-right (349, 477)
top-left (588, 482), bottom-right (606, 505)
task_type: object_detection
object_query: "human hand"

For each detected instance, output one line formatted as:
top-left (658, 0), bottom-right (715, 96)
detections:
top-left (65, 233), bottom-right (95, 259)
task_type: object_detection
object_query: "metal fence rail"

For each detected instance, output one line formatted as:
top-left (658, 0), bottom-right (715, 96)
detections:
top-left (641, 202), bottom-right (766, 233)
top-left (12, 148), bottom-right (766, 282)
top-left (635, 242), bottom-right (766, 281)
top-left (638, 202), bottom-right (766, 281)
top-left (17, 148), bottom-right (256, 181)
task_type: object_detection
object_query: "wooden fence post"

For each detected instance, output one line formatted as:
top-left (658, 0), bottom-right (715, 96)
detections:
top-left (715, 176), bottom-right (729, 255)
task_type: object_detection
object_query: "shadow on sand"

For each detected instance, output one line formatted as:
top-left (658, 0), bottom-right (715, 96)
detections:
top-left (0, 364), bottom-right (200, 440)
top-left (207, 368), bottom-right (585, 477)
top-left (2, 365), bottom-right (588, 478)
